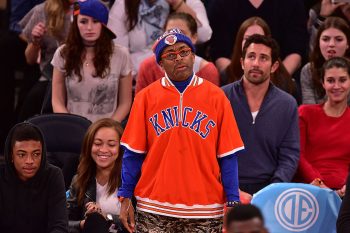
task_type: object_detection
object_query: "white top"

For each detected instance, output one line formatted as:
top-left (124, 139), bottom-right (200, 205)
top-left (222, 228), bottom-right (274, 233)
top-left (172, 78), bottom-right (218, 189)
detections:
top-left (51, 44), bottom-right (132, 122)
top-left (251, 110), bottom-right (259, 124)
top-left (96, 181), bottom-right (121, 215)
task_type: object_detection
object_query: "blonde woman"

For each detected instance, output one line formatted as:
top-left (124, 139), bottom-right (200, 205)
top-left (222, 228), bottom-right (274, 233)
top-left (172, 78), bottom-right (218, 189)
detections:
top-left (18, 0), bottom-right (74, 120)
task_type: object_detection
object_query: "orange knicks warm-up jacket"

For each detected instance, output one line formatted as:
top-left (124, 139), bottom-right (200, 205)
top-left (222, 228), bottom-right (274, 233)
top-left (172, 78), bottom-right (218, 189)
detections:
top-left (121, 74), bottom-right (244, 218)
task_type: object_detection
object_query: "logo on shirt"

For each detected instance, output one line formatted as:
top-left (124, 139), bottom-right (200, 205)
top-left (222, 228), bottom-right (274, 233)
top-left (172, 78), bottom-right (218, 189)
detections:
top-left (274, 188), bottom-right (319, 231)
top-left (149, 106), bottom-right (216, 139)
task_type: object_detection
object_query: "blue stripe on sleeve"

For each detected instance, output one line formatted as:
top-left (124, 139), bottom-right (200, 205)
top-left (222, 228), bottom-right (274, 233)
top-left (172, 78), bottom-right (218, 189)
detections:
top-left (218, 153), bottom-right (240, 201)
top-left (117, 147), bottom-right (145, 198)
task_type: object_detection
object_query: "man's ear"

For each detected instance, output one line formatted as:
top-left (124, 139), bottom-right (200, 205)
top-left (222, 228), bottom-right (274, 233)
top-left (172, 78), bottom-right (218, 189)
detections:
top-left (159, 60), bottom-right (164, 70)
top-left (240, 57), bottom-right (244, 70)
top-left (191, 51), bottom-right (195, 60)
top-left (271, 60), bottom-right (279, 74)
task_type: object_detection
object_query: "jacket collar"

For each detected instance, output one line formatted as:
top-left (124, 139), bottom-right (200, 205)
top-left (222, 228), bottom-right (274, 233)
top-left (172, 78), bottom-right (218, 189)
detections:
top-left (161, 72), bottom-right (203, 88)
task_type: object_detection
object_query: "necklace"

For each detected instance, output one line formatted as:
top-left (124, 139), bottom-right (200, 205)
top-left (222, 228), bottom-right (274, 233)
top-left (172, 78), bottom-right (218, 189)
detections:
top-left (84, 54), bottom-right (94, 67)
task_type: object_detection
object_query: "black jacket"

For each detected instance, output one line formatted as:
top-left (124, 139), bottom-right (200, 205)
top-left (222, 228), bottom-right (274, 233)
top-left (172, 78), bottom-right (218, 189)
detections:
top-left (0, 122), bottom-right (68, 233)
top-left (67, 175), bottom-right (128, 233)
top-left (337, 174), bottom-right (350, 233)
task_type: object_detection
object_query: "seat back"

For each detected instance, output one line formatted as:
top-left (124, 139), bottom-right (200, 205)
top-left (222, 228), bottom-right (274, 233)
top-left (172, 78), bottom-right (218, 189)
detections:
top-left (251, 183), bottom-right (341, 233)
top-left (40, 79), bottom-right (53, 114)
top-left (40, 63), bottom-right (53, 114)
top-left (26, 113), bottom-right (91, 189)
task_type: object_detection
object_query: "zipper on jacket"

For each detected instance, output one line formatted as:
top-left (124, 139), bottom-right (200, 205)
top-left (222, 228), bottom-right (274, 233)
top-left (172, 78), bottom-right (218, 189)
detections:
top-left (179, 93), bottom-right (184, 122)
top-left (172, 74), bottom-right (195, 123)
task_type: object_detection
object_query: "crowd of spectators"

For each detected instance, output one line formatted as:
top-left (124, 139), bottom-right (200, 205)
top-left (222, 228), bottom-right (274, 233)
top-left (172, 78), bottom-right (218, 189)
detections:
top-left (1, 0), bottom-right (350, 232)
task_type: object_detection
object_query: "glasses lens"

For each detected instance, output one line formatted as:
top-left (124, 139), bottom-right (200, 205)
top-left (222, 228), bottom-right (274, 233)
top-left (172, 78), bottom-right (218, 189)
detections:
top-left (165, 53), bottom-right (177, 60)
top-left (179, 49), bottom-right (190, 57)
top-left (162, 48), bottom-right (191, 60)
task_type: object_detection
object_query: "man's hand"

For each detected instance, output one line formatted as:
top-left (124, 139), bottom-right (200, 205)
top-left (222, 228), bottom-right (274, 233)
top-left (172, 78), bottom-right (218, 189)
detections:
top-left (239, 189), bottom-right (252, 204)
top-left (119, 198), bottom-right (135, 233)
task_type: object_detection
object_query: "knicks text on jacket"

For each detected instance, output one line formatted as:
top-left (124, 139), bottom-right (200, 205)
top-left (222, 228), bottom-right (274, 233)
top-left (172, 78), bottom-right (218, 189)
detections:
top-left (149, 106), bottom-right (216, 139)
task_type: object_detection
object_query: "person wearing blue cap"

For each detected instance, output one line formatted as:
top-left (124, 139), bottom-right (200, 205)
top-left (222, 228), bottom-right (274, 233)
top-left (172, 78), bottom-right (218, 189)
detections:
top-left (117, 28), bottom-right (244, 232)
top-left (51, 0), bottom-right (133, 124)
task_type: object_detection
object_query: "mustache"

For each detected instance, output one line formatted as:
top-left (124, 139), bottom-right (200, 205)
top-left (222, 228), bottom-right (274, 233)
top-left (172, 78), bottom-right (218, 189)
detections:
top-left (174, 63), bottom-right (187, 69)
top-left (248, 69), bottom-right (263, 74)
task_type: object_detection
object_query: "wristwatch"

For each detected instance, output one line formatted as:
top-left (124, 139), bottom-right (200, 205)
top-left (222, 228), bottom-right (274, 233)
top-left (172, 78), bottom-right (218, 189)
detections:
top-left (226, 201), bottom-right (241, 207)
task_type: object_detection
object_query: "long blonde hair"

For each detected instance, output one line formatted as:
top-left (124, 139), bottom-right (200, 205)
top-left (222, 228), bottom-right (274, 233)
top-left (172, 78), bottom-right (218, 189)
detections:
top-left (44, 0), bottom-right (70, 39)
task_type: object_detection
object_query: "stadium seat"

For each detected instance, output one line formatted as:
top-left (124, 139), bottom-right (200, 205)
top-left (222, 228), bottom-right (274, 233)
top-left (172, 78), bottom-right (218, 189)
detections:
top-left (26, 113), bottom-right (91, 189)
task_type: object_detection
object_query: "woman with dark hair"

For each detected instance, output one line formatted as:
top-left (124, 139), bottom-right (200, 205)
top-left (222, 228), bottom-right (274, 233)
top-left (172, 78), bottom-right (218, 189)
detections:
top-left (135, 12), bottom-right (219, 93)
top-left (307, 0), bottom-right (350, 52)
top-left (66, 118), bottom-right (129, 233)
top-left (51, 0), bottom-right (132, 123)
top-left (301, 16), bottom-right (350, 104)
top-left (224, 17), bottom-right (271, 85)
top-left (107, 0), bottom-right (212, 76)
top-left (295, 56), bottom-right (350, 197)
top-left (222, 16), bottom-right (295, 95)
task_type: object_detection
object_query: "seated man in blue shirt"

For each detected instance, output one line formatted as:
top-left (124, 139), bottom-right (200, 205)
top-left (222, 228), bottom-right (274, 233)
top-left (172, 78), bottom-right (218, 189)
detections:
top-left (222, 34), bottom-right (300, 200)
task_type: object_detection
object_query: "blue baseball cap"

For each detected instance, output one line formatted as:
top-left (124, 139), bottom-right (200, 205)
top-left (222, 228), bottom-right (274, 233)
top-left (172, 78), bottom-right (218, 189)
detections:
top-left (75, 0), bottom-right (116, 39)
top-left (152, 28), bottom-right (195, 64)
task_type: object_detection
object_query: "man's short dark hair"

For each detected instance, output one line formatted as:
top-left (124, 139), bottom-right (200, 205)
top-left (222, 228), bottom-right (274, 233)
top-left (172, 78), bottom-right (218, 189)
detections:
top-left (226, 204), bottom-right (264, 228)
top-left (10, 123), bottom-right (43, 150)
top-left (242, 34), bottom-right (280, 64)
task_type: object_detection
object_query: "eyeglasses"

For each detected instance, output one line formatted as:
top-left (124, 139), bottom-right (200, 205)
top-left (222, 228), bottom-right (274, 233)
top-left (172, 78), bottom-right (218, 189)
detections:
top-left (161, 48), bottom-right (192, 61)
